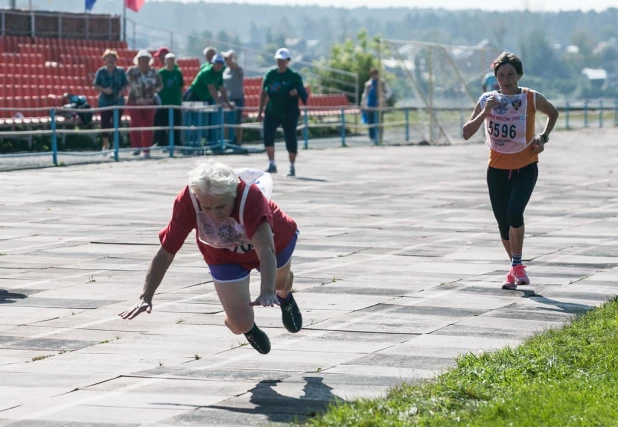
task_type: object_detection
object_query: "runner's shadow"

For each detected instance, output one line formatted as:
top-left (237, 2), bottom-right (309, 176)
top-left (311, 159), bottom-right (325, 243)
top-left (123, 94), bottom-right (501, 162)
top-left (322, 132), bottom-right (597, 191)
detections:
top-left (210, 376), bottom-right (344, 423)
top-left (0, 289), bottom-right (27, 304)
top-left (520, 290), bottom-right (593, 315)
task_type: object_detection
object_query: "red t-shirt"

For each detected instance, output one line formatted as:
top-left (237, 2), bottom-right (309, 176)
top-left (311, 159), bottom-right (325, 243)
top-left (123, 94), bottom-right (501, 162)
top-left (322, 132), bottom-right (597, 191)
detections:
top-left (159, 181), bottom-right (297, 269)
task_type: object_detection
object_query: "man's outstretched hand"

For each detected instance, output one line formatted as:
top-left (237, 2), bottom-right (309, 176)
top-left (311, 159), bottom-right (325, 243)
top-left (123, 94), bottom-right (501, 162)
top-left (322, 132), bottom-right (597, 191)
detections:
top-left (250, 291), bottom-right (280, 307)
top-left (119, 299), bottom-right (152, 319)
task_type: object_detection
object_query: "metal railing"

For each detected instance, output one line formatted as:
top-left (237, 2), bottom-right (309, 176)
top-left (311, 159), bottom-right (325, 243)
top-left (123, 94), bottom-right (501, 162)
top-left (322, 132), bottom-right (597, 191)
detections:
top-left (0, 100), bottom-right (616, 170)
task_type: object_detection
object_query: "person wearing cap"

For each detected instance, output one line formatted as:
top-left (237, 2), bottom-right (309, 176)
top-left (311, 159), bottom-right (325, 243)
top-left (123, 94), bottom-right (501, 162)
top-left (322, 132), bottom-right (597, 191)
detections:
top-left (154, 46), bottom-right (170, 67)
top-left (156, 52), bottom-right (184, 149)
top-left (60, 92), bottom-right (93, 127)
top-left (126, 50), bottom-right (164, 158)
top-left (182, 47), bottom-right (217, 101)
top-left (189, 53), bottom-right (232, 108)
top-left (187, 53), bottom-right (232, 145)
top-left (258, 48), bottom-right (307, 177)
top-left (200, 46), bottom-right (217, 71)
top-left (223, 50), bottom-right (245, 146)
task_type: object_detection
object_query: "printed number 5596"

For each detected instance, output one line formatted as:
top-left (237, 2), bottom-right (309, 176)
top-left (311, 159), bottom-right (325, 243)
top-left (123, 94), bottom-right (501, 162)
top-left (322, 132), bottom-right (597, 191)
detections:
top-left (488, 121), bottom-right (516, 139)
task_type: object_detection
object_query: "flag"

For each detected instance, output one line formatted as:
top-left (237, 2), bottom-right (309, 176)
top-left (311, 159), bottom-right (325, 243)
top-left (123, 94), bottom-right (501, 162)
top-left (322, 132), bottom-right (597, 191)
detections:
top-left (85, 0), bottom-right (97, 11)
top-left (126, 0), bottom-right (146, 12)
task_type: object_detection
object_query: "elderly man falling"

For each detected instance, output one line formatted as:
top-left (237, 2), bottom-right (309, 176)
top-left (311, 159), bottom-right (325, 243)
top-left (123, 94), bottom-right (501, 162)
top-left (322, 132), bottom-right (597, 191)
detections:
top-left (119, 160), bottom-right (302, 354)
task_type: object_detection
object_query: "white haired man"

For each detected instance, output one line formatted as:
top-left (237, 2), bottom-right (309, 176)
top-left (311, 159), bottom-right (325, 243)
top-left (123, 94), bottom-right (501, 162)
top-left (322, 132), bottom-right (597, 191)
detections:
top-left (200, 46), bottom-right (217, 71)
top-left (119, 161), bottom-right (302, 354)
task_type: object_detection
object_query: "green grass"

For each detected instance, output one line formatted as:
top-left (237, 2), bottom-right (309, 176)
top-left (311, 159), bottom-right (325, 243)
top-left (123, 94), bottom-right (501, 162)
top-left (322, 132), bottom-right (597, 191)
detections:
top-left (307, 298), bottom-right (618, 426)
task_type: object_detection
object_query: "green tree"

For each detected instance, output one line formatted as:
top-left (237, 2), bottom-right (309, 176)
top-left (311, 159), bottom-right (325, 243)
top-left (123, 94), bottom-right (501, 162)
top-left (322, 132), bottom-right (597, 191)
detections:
top-left (256, 30), bottom-right (287, 68)
top-left (491, 21), bottom-right (507, 51)
top-left (186, 30), bottom-right (213, 59)
top-left (249, 22), bottom-right (262, 47)
top-left (215, 30), bottom-right (241, 47)
top-left (519, 30), bottom-right (567, 79)
top-left (598, 45), bottom-right (618, 73)
top-left (309, 29), bottom-right (383, 104)
top-left (570, 31), bottom-right (597, 65)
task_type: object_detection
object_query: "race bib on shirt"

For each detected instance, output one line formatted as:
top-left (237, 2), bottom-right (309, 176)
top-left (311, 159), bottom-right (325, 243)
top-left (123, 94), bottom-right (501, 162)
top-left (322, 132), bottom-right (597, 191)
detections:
top-left (481, 91), bottom-right (530, 154)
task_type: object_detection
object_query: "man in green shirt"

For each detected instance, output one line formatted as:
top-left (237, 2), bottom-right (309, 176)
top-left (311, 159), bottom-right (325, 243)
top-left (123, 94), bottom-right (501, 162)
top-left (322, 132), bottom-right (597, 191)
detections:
top-left (155, 53), bottom-right (184, 147)
top-left (189, 54), bottom-right (232, 108)
top-left (257, 48), bottom-right (306, 177)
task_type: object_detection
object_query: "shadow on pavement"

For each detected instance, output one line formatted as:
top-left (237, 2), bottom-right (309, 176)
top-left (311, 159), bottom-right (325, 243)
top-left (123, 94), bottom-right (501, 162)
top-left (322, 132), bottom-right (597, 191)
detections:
top-left (0, 289), bottom-right (27, 304)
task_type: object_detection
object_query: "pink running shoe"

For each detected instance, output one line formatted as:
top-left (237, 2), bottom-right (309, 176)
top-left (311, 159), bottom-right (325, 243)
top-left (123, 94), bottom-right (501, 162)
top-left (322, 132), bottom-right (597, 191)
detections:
top-left (513, 264), bottom-right (530, 285)
top-left (502, 269), bottom-right (517, 290)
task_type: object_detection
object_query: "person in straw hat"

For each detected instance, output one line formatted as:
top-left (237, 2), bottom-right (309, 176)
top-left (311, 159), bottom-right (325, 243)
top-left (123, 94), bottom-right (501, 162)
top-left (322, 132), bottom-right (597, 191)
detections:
top-left (126, 49), bottom-right (163, 158)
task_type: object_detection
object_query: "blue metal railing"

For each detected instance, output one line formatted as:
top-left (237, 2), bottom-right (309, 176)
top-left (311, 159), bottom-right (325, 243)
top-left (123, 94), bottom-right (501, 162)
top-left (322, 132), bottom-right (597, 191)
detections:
top-left (0, 99), bottom-right (616, 168)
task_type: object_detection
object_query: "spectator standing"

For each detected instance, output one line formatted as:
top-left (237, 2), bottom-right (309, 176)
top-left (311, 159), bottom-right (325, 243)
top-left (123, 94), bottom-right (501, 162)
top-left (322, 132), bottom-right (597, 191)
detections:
top-left (155, 52), bottom-right (184, 149)
top-left (257, 48), bottom-right (307, 177)
top-left (482, 63), bottom-right (501, 93)
top-left (200, 46), bottom-right (217, 71)
top-left (126, 50), bottom-right (163, 158)
top-left (223, 50), bottom-right (245, 146)
top-left (93, 49), bottom-right (129, 151)
top-left (360, 69), bottom-right (392, 143)
top-left (183, 47), bottom-right (221, 101)
top-left (154, 46), bottom-right (170, 68)
top-left (187, 54), bottom-right (232, 144)
top-left (188, 54), bottom-right (232, 107)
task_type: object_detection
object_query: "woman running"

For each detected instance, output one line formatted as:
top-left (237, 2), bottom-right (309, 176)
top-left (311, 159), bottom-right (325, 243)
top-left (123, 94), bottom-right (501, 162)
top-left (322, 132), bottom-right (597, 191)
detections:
top-left (463, 52), bottom-right (559, 290)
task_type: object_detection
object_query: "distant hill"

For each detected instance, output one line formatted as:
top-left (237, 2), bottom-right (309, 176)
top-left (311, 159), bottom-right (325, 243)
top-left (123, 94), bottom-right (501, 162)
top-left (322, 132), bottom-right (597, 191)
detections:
top-left (11, 0), bottom-right (618, 52)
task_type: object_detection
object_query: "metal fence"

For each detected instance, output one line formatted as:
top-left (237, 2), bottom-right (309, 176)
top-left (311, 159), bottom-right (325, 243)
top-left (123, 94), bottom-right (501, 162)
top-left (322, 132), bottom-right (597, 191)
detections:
top-left (0, 99), bottom-right (616, 171)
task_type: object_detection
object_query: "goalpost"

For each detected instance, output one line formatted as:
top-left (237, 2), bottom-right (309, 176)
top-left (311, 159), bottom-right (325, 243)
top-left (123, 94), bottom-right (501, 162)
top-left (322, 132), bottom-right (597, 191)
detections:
top-left (378, 39), bottom-right (500, 145)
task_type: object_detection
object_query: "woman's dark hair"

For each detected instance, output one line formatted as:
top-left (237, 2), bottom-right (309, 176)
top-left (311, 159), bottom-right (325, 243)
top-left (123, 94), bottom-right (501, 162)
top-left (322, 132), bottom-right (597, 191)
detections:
top-left (493, 52), bottom-right (523, 77)
top-left (369, 68), bottom-right (379, 75)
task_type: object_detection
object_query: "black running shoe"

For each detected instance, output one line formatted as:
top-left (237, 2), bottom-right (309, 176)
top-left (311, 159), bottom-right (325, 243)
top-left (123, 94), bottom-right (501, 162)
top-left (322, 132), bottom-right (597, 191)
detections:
top-left (244, 324), bottom-right (271, 354)
top-left (280, 293), bottom-right (303, 333)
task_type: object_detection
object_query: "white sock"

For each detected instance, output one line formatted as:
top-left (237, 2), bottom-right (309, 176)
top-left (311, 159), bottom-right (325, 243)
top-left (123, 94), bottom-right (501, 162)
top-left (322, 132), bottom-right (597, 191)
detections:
top-left (290, 162), bottom-right (295, 168)
top-left (269, 160), bottom-right (276, 167)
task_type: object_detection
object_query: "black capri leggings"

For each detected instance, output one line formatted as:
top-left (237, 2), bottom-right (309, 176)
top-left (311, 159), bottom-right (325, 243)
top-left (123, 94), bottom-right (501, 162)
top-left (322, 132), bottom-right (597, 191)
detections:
top-left (487, 162), bottom-right (538, 241)
top-left (263, 113), bottom-right (299, 154)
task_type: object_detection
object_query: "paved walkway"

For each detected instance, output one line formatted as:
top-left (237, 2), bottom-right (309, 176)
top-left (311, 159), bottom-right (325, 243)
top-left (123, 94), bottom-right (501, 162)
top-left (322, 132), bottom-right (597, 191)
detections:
top-left (1, 128), bottom-right (617, 426)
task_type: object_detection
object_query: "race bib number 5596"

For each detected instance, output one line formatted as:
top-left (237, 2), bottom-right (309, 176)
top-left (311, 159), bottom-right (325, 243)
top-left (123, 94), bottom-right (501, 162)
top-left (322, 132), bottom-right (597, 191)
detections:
top-left (488, 120), bottom-right (517, 139)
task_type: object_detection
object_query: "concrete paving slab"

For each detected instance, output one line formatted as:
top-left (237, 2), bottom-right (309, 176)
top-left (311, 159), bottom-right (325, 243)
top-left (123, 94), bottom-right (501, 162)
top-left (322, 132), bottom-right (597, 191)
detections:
top-left (1, 128), bottom-right (617, 425)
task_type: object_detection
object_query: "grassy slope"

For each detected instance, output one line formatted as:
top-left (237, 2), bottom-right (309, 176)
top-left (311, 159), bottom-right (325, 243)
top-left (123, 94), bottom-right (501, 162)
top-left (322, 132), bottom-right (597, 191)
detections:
top-left (307, 298), bottom-right (618, 426)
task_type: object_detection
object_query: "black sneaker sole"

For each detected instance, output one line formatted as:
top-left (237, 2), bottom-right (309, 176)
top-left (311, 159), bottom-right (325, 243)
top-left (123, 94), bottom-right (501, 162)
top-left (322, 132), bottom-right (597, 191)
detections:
top-left (281, 297), bottom-right (302, 333)
top-left (244, 327), bottom-right (271, 354)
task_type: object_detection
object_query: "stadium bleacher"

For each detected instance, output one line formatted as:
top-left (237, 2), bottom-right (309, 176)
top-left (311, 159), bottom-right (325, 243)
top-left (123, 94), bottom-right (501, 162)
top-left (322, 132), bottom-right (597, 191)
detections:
top-left (0, 35), bottom-right (351, 123)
